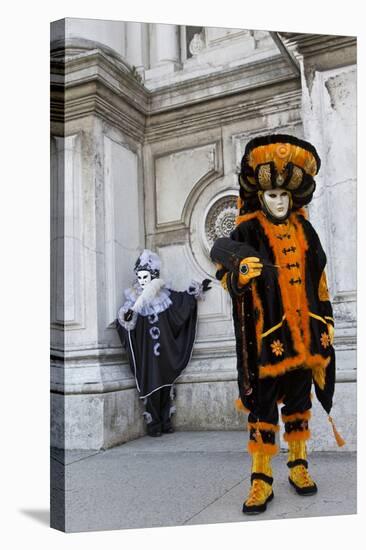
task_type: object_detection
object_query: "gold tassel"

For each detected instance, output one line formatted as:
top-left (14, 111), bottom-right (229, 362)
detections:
top-left (254, 421), bottom-right (264, 446)
top-left (328, 416), bottom-right (346, 447)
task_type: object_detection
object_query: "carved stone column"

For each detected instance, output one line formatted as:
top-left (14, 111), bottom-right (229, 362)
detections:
top-left (125, 21), bottom-right (145, 70)
top-left (148, 23), bottom-right (180, 78)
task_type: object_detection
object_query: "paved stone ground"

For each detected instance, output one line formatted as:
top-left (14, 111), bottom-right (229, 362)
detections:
top-left (51, 431), bottom-right (357, 533)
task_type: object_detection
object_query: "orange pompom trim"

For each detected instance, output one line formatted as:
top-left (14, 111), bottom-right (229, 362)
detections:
top-left (235, 398), bottom-right (250, 414)
top-left (247, 440), bottom-right (279, 456)
top-left (283, 430), bottom-right (311, 442)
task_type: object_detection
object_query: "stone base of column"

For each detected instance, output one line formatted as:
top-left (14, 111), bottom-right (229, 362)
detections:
top-left (51, 388), bottom-right (146, 451)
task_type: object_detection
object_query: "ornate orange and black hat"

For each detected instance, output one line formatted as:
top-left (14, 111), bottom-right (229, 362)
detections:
top-left (239, 134), bottom-right (321, 211)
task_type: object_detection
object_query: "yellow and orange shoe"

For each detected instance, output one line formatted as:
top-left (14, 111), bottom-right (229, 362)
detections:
top-left (288, 462), bottom-right (317, 495)
top-left (287, 440), bottom-right (317, 495)
top-left (242, 474), bottom-right (274, 514)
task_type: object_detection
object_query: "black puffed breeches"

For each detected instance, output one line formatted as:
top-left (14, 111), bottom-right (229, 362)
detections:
top-left (247, 367), bottom-right (312, 454)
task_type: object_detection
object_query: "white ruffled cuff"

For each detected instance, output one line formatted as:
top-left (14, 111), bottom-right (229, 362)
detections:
top-left (117, 302), bottom-right (138, 330)
top-left (187, 280), bottom-right (204, 300)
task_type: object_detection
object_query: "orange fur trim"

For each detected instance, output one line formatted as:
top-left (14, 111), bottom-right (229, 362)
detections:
top-left (283, 430), bottom-right (311, 442)
top-left (306, 354), bottom-right (331, 368)
top-left (247, 440), bottom-right (279, 456)
top-left (235, 398), bottom-right (250, 414)
top-left (248, 421), bottom-right (280, 432)
top-left (318, 270), bottom-right (330, 302)
top-left (235, 208), bottom-right (308, 228)
top-left (252, 282), bottom-right (264, 355)
top-left (281, 410), bottom-right (312, 423)
top-left (311, 364), bottom-right (327, 390)
top-left (235, 211), bottom-right (262, 226)
top-left (259, 354), bottom-right (330, 380)
top-left (259, 357), bottom-right (310, 378)
top-left (313, 368), bottom-right (326, 388)
top-left (237, 196), bottom-right (244, 210)
top-left (257, 212), bottom-right (310, 359)
top-left (297, 207), bottom-right (308, 219)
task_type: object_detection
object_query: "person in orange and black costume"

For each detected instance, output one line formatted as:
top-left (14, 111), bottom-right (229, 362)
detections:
top-left (210, 134), bottom-right (344, 515)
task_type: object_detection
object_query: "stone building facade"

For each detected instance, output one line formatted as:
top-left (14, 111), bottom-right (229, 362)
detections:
top-left (50, 19), bottom-right (357, 451)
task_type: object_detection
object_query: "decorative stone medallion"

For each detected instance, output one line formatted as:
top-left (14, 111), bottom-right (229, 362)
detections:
top-left (189, 33), bottom-right (204, 57)
top-left (205, 195), bottom-right (238, 248)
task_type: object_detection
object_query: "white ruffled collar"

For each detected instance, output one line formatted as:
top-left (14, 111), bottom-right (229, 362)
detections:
top-left (124, 280), bottom-right (172, 317)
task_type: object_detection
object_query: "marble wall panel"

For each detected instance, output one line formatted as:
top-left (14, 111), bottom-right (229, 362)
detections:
top-left (155, 143), bottom-right (217, 226)
top-left (304, 65), bottom-right (356, 302)
top-left (103, 136), bottom-right (140, 327)
top-left (51, 134), bottom-right (85, 332)
top-left (301, 63), bottom-right (357, 377)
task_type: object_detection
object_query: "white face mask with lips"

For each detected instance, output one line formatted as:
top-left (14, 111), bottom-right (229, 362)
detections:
top-left (263, 189), bottom-right (291, 219)
top-left (137, 270), bottom-right (152, 290)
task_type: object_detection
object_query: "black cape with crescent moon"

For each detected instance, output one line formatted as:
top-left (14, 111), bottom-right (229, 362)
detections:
top-left (116, 289), bottom-right (197, 399)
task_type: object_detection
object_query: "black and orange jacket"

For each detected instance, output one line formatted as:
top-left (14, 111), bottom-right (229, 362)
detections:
top-left (211, 209), bottom-right (335, 415)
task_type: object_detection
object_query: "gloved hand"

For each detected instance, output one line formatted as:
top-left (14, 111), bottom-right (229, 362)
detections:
top-left (201, 279), bottom-right (212, 292)
top-left (238, 257), bottom-right (263, 286)
top-left (327, 323), bottom-right (334, 345)
top-left (124, 309), bottom-right (134, 322)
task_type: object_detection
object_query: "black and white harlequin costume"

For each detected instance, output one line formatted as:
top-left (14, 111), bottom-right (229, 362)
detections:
top-left (116, 250), bottom-right (210, 436)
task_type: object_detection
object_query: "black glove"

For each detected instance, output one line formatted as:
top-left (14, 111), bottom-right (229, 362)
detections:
top-left (124, 309), bottom-right (134, 322)
top-left (202, 279), bottom-right (212, 292)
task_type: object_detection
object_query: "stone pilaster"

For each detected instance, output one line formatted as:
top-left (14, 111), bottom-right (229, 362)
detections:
top-left (125, 21), bottom-right (146, 79)
top-left (146, 23), bottom-right (181, 79)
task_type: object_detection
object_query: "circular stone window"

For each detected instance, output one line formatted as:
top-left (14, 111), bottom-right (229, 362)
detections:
top-left (204, 195), bottom-right (238, 249)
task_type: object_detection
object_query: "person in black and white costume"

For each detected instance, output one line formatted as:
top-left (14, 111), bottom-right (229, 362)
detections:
top-left (116, 249), bottom-right (211, 436)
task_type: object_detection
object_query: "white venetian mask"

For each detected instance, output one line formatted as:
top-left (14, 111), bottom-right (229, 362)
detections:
top-left (137, 270), bottom-right (152, 289)
top-left (263, 189), bottom-right (290, 219)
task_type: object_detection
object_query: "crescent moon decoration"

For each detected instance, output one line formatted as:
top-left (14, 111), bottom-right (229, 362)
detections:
top-left (148, 313), bottom-right (159, 324)
top-left (153, 343), bottom-right (161, 357)
top-left (149, 326), bottom-right (161, 340)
